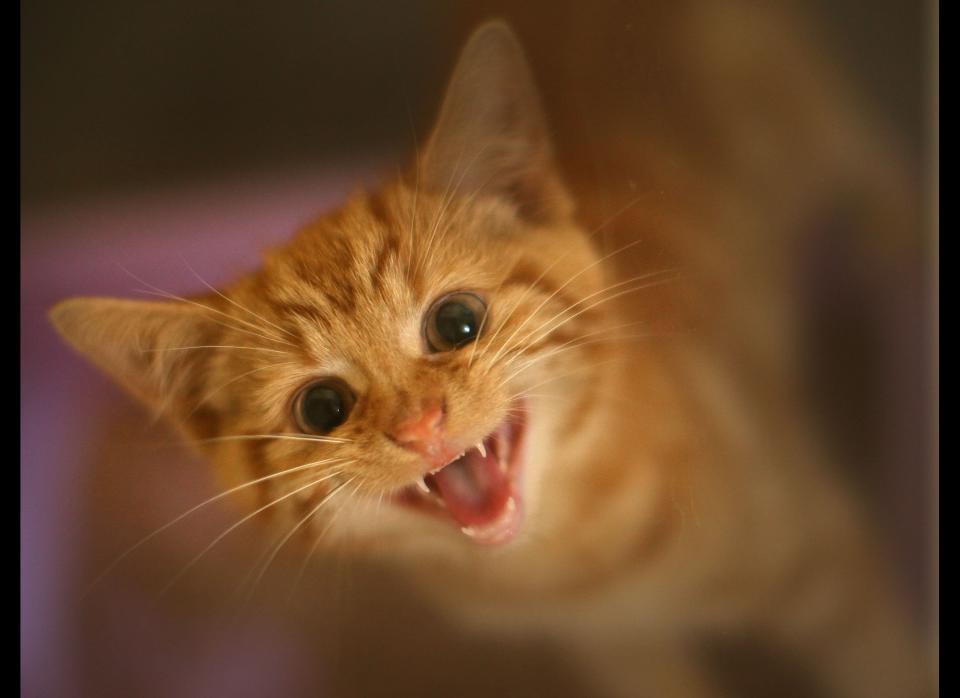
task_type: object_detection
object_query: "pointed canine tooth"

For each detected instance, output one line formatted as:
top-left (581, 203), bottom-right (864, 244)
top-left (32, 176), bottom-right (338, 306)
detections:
top-left (416, 477), bottom-right (430, 494)
top-left (476, 441), bottom-right (487, 458)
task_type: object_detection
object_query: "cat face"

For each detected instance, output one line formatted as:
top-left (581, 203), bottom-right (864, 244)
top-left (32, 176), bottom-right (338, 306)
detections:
top-left (215, 186), bottom-right (607, 548)
top-left (50, 22), bottom-right (616, 554)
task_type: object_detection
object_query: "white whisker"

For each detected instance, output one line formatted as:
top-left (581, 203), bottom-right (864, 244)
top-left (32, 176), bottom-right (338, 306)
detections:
top-left (244, 475), bottom-right (359, 603)
top-left (187, 363), bottom-right (289, 418)
top-left (179, 255), bottom-right (299, 341)
top-left (286, 477), bottom-right (365, 602)
top-left (195, 433), bottom-right (352, 445)
top-left (83, 458), bottom-right (348, 596)
top-left (498, 322), bottom-right (652, 387)
top-left (142, 345), bottom-right (288, 355)
top-left (159, 467), bottom-right (353, 597)
top-left (482, 239), bottom-right (648, 370)
top-left (515, 273), bottom-right (679, 354)
top-left (119, 265), bottom-right (295, 347)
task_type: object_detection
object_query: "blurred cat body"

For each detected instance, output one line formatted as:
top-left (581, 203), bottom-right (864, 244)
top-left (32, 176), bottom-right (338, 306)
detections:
top-left (51, 10), bottom-right (927, 698)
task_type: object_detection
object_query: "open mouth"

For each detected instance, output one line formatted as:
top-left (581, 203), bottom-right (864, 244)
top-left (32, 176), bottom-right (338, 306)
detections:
top-left (395, 403), bottom-right (526, 545)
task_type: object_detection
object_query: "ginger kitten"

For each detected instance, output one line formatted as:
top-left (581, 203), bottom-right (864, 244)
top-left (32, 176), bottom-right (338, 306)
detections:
top-left (51, 20), bottom-right (927, 698)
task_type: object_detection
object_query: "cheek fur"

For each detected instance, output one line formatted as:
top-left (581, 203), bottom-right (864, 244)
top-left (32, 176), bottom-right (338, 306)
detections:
top-left (199, 199), bottom-right (605, 550)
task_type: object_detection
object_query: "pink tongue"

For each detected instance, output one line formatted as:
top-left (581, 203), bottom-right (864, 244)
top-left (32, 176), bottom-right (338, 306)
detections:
top-left (430, 445), bottom-right (510, 527)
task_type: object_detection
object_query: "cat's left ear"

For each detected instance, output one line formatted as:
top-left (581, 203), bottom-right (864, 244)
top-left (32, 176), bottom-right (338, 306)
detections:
top-left (420, 20), bottom-right (572, 224)
top-left (49, 297), bottom-right (218, 439)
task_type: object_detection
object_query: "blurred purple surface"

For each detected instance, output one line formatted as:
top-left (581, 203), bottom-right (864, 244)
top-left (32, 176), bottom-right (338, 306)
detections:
top-left (21, 165), bottom-right (382, 697)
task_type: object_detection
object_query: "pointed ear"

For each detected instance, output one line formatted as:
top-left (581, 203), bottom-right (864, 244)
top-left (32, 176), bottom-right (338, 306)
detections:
top-left (420, 20), bottom-right (572, 223)
top-left (49, 297), bottom-right (217, 433)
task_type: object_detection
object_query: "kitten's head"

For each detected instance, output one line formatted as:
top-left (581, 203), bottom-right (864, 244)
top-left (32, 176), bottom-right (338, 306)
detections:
top-left (51, 22), bottom-right (616, 559)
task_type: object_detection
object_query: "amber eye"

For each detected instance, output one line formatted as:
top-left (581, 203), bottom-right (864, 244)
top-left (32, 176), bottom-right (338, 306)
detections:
top-left (425, 292), bottom-right (487, 352)
top-left (294, 379), bottom-right (354, 434)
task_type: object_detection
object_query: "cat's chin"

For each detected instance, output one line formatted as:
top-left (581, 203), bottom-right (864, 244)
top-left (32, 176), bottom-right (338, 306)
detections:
top-left (393, 402), bottom-right (527, 546)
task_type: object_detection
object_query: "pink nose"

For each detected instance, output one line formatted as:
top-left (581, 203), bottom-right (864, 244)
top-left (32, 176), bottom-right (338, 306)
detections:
top-left (389, 402), bottom-right (445, 456)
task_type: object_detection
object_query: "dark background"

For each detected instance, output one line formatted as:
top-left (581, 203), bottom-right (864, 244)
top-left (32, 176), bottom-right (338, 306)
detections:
top-left (22, 0), bottom-right (931, 207)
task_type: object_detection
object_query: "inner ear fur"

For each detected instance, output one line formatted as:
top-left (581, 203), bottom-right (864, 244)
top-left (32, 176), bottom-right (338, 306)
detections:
top-left (419, 20), bottom-right (572, 224)
top-left (49, 297), bottom-right (221, 438)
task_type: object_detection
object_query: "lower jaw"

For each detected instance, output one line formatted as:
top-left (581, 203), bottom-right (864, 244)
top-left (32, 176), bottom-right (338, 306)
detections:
top-left (457, 485), bottom-right (523, 546)
top-left (394, 404), bottom-right (527, 546)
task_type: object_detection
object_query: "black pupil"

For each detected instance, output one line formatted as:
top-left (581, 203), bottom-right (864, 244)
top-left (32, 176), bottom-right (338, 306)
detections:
top-left (435, 301), bottom-right (478, 347)
top-left (301, 385), bottom-right (346, 432)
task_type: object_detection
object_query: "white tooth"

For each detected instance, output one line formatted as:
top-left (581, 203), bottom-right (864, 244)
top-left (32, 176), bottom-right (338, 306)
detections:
top-left (476, 441), bottom-right (487, 458)
top-left (416, 477), bottom-right (430, 494)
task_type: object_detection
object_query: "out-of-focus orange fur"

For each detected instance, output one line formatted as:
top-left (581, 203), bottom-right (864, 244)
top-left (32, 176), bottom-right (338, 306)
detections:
top-left (51, 10), bottom-right (928, 698)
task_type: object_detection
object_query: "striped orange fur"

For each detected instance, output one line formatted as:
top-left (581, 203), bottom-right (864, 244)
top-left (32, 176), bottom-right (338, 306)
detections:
top-left (50, 17), bottom-right (929, 698)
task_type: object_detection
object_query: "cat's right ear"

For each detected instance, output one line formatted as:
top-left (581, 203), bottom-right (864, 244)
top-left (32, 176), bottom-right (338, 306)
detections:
top-left (49, 298), bottom-right (214, 427)
top-left (419, 20), bottom-right (572, 224)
